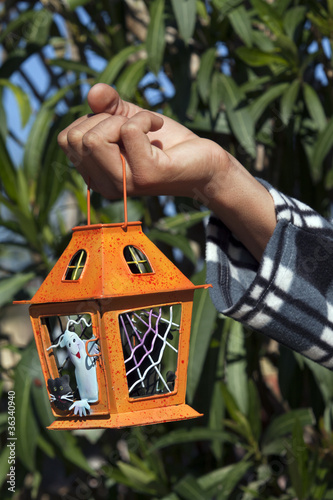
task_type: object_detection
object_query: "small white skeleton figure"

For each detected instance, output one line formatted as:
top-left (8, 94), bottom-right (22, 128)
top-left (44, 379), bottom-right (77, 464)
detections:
top-left (47, 318), bottom-right (99, 417)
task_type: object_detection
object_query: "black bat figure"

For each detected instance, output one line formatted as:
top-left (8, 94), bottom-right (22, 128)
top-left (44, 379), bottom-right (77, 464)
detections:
top-left (47, 374), bottom-right (74, 411)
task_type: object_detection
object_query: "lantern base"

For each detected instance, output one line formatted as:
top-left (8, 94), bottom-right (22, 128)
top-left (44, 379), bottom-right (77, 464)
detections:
top-left (47, 404), bottom-right (203, 430)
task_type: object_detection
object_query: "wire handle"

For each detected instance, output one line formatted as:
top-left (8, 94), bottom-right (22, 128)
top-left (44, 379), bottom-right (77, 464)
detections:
top-left (87, 153), bottom-right (128, 229)
top-left (121, 154), bottom-right (128, 230)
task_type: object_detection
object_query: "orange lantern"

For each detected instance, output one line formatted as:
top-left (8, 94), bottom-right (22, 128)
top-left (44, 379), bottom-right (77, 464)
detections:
top-left (15, 156), bottom-right (211, 430)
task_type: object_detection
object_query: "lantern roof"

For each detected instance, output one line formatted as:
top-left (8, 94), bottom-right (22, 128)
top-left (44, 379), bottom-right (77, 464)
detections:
top-left (28, 222), bottom-right (203, 305)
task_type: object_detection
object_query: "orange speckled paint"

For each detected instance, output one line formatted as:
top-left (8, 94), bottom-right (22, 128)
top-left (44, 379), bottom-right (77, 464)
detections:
top-left (17, 221), bottom-right (211, 430)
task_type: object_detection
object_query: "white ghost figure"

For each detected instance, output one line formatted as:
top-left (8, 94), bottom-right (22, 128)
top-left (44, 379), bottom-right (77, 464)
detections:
top-left (47, 318), bottom-right (99, 417)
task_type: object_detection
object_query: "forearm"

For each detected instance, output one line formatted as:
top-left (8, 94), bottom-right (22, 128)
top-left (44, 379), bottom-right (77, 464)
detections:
top-left (202, 152), bottom-right (277, 262)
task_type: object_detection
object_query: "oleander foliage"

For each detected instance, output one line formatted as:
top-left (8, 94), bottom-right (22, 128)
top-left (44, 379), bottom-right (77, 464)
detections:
top-left (1, 0), bottom-right (333, 498)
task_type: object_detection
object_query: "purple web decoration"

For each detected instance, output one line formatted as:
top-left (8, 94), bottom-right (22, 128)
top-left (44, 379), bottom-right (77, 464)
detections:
top-left (119, 306), bottom-right (180, 397)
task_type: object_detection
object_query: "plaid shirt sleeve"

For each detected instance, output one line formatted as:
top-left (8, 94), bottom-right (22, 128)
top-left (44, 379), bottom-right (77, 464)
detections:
top-left (206, 179), bottom-right (333, 368)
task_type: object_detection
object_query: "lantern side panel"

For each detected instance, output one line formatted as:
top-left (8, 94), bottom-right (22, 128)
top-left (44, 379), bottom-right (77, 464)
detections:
top-left (39, 310), bottom-right (109, 418)
top-left (119, 304), bottom-right (181, 399)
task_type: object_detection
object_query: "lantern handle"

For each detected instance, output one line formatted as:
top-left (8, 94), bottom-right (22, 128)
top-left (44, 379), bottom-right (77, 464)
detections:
top-left (86, 154), bottom-right (128, 229)
top-left (121, 154), bottom-right (128, 230)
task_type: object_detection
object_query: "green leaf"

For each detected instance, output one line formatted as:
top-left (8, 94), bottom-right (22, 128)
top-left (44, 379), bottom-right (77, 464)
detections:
top-left (326, 167), bottom-right (333, 190)
top-left (0, 11), bottom-right (34, 44)
top-left (197, 47), bottom-right (217, 104)
top-left (16, 167), bottom-right (30, 214)
top-left (155, 210), bottom-right (210, 233)
top-left (219, 74), bottom-right (256, 157)
top-left (146, 0), bottom-right (166, 75)
top-left (0, 79), bottom-right (31, 127)
top-left (226, 321), bottom-right (248, 415)
top-left (0, 446), bottom-right (11, 490)
top-left (198, 460), bottom-right (252, 498)
top-left (240, 74), bottom-right (271, 94)
top-left (310, 116), bottom-right (333, 181)
top-left (36, 113), bottom-right (74, 226)
top-left (280, 79), bottom-right (300, 125)
top-left (174, 475), bottom-right (207, 500)
top-left (23, 81), bottom-right (82, 179)
top-left (48, 58), bottom-right (98, 76)
top-left (64, 0), bottom-right (91, 9)
top-left (247, 380), bottom-right (261, 442)
top-left (249, 82), bottom-right (289, 123)
top-left (287, 419), bottom-right (307, 500)
top-left (0, 192), bottom-right (40, 250)
top-left (160, 494), bottom-right (180, 500)
top-left (212, 0), bottom-right (243, 16)
top-left (117, 461), bottom-right (157, 488)
top-left (25, 10), bottom-right (53, 45)
top-left (228, 5), bottom-right (253, 47)
top-left (283, 6), bottom-right (307, 39)
top-left (0, 272), bottom-right (35, 307)
top-left (252, 30), bottom-right (275, 52)
top-left (58, 432), bottom-right (96, 475)
top-left (100, 199), bottom-right (145, 224)
top-left (261, 408), bottom-right (315, 452)
top-left (14, 343), bottom-right (40, 471)
top-left (274, 34), bottom-right (298, 69)
top-left (171, 0), bottom-right (197, 43)
top-left (303, 83), bottom-right (327, 131)
top-left (116, 58), bottom-right (147, 100)
top-left (95, 45), bottom-right (144, 86)
top-left (251, 0), bottom-right (284, 36)
top-left (147, 229), bottom-right (197, 264)
top-left (209, 71), bottom-right (223, 119)
top-left (150, 428), bottom-right (237, 452)
top-left (307, 12), bottom-right (332, 37)
top-left (227, 105), bottom-right (256, 157)
top-left (218, 73), bottom-right (245, 109)
top-left (185, 109), bottom-right (230, 134)
top-left (0, 132), bottom-right (18, 202)
top-left (220, 383), bottom-right (257, 448)
top-left (236, 47), bottom-right (288, 67)
top-left (187, 267), bottom-right (217, 403)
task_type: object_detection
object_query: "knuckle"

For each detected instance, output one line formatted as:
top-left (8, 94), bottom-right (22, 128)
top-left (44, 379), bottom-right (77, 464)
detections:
top-left (82, 130), bottom-right (101, 149)
top-left (120, 121), bottom-right (139, 137)
top-left (57, 131), bottom-right (67, 148)
top-left (67, 128), bottom-right (84, 146)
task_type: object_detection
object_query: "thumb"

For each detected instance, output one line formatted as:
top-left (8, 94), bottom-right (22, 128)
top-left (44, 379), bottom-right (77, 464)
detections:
top-left (87, 83), bottom-right (121, 115)
top-left (87, 83), bottom-right (141, 119)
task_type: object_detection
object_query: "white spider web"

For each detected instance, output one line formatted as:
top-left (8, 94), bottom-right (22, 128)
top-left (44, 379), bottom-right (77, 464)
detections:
top-left (119, 305), bottom-right (180, 397)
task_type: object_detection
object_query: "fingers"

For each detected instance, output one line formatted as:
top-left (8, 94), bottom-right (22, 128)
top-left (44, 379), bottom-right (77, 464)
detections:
top-left (120, 111), bottom-right (164, 187)
top-left (58, 113), bottom-right (113, 161)
top-left (57, 106), bottom-right (166, 198)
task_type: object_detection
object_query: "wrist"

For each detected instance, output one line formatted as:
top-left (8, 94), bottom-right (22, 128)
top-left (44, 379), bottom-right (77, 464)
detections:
top-left (203, 151), bottom-right (277, 261)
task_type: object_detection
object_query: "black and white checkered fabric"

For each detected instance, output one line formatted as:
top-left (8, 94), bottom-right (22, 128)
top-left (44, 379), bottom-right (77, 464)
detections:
top-left (206, 180), bottom-right (333, 368)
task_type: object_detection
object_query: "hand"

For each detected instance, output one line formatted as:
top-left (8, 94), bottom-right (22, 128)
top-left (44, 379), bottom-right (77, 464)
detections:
top-left (58, 83), bottom-right (276, 261)
top-left (57, 83), bottom-right (228, 199)
top-left (69, 399), bottom-right (91, 417)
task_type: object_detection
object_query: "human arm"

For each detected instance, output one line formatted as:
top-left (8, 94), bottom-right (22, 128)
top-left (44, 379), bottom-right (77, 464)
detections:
top-left (207, 182), bottom-right (333, 369)
top-left (57, 83), bottom-right (276, 261)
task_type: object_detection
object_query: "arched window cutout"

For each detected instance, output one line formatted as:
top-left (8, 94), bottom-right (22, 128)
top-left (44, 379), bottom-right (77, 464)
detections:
top-left (124, 246), bottom-right (153, 274)
top-left (64, 250), bottom-right (87, 280)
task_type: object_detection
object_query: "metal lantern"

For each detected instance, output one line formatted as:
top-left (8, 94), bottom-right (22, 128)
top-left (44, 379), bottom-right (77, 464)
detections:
top-left (15, 156), bottom-right (210, 430)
